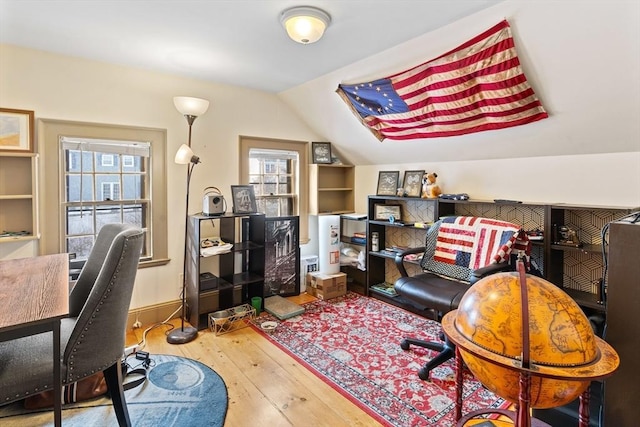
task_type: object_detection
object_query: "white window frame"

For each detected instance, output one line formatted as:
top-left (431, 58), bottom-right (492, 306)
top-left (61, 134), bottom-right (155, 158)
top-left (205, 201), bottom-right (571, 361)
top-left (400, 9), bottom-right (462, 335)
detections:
top-left (101, 154), bottom-right (114, 167)
top-left (239, 136), bottom-right (309, 244)
top-left (101, 181), bottom-right (121, 201)
top-left (122, 155), bottom-right (134, 168)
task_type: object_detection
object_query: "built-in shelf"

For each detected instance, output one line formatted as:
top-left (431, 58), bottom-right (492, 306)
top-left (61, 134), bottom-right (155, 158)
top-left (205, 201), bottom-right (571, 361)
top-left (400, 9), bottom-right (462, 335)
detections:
top-left (0, 153), bottom-right (39, 245)
top-left (309, 164), bottom-right (355, 215)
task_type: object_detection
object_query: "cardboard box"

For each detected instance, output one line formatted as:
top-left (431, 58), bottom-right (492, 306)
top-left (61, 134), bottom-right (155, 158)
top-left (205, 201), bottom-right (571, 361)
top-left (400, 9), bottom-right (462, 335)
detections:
top-left (306, 272), bottom-right (347, 300)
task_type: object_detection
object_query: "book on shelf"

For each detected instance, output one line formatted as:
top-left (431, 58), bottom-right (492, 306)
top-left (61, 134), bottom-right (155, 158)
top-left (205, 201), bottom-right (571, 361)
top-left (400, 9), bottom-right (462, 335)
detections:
top-left (352, 232), bottom-right (366, 238)
top-left (341, 213), bottom-right (367, 220)
top-left (370, 282), bottom-right (398, 297)
top-left (350, 236), bottom-right (366, 244)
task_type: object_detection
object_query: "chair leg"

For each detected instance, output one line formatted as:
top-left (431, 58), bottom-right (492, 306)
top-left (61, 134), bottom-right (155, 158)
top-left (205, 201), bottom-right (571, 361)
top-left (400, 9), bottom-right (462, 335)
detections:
top-left (400, 337), bottom-right (446, 352)
top-left (401, 335), bottom-right (456, 380)
top-left (103, 361), bottom-right (132, 427)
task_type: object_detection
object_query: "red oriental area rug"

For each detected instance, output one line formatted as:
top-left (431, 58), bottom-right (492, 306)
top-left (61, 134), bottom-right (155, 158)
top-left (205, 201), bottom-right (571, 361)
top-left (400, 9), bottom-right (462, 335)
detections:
top-left (251, 292), bottom-right (509, 426)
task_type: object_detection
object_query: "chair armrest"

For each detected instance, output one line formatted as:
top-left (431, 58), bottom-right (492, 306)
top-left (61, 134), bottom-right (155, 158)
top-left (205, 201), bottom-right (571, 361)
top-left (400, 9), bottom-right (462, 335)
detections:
top-left (470, 262), bottom-right (510, 284)
top-left (394, 247), bottom-right (426, 277)
top-left (69, 259), bottom-right (86, 281)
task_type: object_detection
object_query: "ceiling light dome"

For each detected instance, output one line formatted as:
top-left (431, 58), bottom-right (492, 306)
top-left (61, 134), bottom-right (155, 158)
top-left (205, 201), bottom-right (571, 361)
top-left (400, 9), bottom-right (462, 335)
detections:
top-left (280, 6), bottom-right (331, 44)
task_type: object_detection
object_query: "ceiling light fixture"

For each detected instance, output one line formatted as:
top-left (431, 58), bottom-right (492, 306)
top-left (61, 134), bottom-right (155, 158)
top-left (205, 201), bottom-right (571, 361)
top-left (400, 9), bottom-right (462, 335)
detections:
top-left (280, 6), bottom-right (331, 44)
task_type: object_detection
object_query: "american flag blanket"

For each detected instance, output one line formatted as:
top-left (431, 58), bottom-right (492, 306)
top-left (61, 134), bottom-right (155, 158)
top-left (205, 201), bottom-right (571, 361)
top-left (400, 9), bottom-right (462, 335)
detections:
top-left (433, 216), bottom-right (530, 271)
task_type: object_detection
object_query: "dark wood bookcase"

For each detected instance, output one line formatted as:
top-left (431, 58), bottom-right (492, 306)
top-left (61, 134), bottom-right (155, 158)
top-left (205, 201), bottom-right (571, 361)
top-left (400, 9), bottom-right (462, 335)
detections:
top-left (185, 213), bottom-right (265, 330)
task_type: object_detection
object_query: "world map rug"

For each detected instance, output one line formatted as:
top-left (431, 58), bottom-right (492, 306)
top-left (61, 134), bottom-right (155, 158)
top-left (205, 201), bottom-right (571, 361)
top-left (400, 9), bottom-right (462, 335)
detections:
top-left (0, 354), bottom-right (228, 427)
top-left (251, 292), bottom-right (509, 426)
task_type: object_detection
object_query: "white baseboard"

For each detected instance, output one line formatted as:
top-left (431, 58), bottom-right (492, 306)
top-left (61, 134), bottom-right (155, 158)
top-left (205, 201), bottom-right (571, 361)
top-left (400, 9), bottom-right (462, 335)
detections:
top-left (126, 300), bottom-right (182, 331)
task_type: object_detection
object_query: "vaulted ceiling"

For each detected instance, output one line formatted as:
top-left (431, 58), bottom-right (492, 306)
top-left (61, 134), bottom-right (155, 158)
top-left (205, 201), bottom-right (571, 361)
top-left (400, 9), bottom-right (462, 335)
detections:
top-left (0, 0), bottom-right (501, 93)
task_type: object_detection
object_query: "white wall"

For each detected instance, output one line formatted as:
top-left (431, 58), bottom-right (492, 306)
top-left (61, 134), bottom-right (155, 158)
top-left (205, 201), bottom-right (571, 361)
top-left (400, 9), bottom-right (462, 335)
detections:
top-left (0, 44), bottom-right (322, 309)
top-left (354, 152), bottom-right (640, 214)
top-left (280, 0), bottom-right (640, 207)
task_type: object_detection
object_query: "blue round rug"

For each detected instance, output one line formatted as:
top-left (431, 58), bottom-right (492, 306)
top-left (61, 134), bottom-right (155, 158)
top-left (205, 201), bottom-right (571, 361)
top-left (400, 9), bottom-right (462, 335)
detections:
top-left (0, 354), bottom-right (228, 427)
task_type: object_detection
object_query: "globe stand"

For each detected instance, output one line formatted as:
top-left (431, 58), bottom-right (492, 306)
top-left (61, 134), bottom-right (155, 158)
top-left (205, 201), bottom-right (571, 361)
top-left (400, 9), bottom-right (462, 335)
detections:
top-left (442, 259), bottom-right (620, 427)
top-left (452, 345), bottom-right (552, 427)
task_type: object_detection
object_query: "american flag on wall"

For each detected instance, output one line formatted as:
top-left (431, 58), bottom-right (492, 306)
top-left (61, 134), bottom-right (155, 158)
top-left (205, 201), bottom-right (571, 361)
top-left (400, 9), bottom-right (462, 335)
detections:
top-left (434, 216), bottom-right (530, 270)
top-left (336, 20), bottom-right (548, 141)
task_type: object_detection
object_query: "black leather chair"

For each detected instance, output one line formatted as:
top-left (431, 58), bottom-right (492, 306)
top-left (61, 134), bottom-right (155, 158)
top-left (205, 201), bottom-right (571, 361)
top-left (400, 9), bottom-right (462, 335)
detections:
top-left (394, 216), bottom-right (528, 380)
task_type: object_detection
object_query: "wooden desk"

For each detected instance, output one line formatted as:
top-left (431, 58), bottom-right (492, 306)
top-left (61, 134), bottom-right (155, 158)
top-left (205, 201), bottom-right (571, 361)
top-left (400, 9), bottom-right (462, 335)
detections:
top-left (0, 253), bottom-right (69, 427)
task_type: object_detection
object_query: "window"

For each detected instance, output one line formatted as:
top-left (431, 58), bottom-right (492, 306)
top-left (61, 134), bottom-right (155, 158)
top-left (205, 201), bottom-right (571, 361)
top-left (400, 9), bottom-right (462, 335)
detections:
top-left (39, 120), bottom-right (169, 267)
top-left (101, 182), bottom-right (121, 200)
top-left (101, 154), bottom-right (114, 167)
top-left (249, 149), bottom-right (296, 217)
top-left (61, 137), bottom-right (150, 261)
top-left (240, 136), bottom-right (309, 244)
top-left (122, 155), bottom-right (134, 168)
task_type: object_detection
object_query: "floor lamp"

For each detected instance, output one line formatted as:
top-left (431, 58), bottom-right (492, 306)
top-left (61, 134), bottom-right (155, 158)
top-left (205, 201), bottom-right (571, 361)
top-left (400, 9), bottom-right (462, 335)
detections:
top-left (167, 96), bottom-right (209, 345)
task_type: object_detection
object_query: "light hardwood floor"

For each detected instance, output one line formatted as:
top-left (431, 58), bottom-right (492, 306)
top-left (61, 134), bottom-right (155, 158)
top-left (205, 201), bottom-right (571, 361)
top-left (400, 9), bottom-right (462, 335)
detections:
top-left (126, 294), bottom-right (382, 427)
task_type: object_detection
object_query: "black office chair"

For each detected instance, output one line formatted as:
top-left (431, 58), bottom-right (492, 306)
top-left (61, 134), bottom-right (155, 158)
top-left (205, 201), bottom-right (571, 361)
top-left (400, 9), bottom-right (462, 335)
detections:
top-left (394, 216), bottom-right (529, 380)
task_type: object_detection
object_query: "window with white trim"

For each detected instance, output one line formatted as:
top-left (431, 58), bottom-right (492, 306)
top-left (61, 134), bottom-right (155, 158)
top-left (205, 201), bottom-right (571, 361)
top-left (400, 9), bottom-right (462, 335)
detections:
top-left (123, 155), bottom-right (134, 168)
top-left (101, 182), bottom-right (121, 200)
top-left (101, 154), bottom-right (114, 167)
top-left (61, 137), bottom-right (151, 261)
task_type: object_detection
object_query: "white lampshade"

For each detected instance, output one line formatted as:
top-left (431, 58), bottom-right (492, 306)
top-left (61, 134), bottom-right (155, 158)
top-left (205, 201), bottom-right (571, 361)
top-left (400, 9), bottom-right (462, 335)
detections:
top-left (173, 96), bottom-right (210, 117)
top-left (175, 144), bottom-right (199, 165)
top-left (280, 6), bottom-right (331, 44)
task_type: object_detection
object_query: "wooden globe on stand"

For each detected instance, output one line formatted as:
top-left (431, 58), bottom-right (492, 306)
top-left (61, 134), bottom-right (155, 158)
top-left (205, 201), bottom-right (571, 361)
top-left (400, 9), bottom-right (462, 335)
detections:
top-left (442, 261), bottom-right (619, 427)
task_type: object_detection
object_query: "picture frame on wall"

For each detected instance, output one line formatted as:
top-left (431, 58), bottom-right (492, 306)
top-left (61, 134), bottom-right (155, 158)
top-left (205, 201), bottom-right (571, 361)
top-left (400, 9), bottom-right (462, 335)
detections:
top-left (312, 142), bottom-right (332, 164)
top-left (231, 185), bottom-right (257, 214)
top-left (402, 170), bottom-right (424, 197)
top-left (376, 171), bottom-right (399, 196)
top-left (264, 216), bottom-right (300, 297)
top-left (374, 204), bottom-right (402, 221)
top-left (0, 108), bottom-right (34, 153)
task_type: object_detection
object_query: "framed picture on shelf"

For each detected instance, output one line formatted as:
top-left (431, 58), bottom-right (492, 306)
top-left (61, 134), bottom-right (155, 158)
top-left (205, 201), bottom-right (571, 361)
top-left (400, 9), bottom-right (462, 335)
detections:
top-left (264, 216), bottom-right (300, 297)
top-left (374, 204), bottom-right (402, 221)
top-left (230, 185), bottom-right (257, 214)
top-left (0, 108), bottom-right (34, 153)
top-left (376, 171), bottom-right (399, 196)
top-left (312, 142), bottom-right (332, 164)
top-left (403, 170), bottom-right (424, 197)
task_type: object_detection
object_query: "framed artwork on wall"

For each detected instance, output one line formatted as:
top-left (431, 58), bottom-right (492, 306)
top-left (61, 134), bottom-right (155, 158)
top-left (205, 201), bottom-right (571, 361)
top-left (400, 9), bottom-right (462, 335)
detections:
top-left (231, 185), bottom-right (257, 214)
top-left (0, 108), bottom-right (34, 153)
top-left (312, 142), bottom-right (332, 164)
top-left (264, 216), bottom-right (300, 297)
top-left (402, 170), bottom-right (424, 197)
top-left (374, 204), bottom-right (402, 221)
top-left (376, 171), bottom-right (399, 196)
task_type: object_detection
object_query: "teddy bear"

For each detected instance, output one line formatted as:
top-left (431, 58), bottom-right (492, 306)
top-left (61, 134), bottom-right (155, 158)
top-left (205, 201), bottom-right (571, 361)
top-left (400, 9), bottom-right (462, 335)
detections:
top-left (421, 172), bottom-right (442, 199)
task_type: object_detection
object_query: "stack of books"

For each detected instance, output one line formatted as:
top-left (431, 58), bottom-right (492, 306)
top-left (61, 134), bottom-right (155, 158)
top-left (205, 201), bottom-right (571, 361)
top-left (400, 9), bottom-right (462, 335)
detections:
top-left (350, 232), bottom-right (366, 245)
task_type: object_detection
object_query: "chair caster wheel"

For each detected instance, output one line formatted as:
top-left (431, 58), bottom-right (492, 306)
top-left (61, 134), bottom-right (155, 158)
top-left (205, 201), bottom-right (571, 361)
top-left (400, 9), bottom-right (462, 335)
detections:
top-left (418, 367), bottom-right (431, 381)
top-left (400, 339), bottom-right (410, 351)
